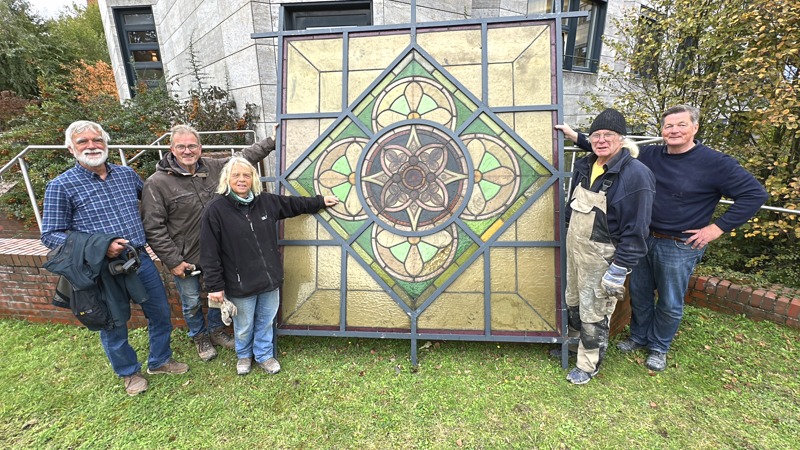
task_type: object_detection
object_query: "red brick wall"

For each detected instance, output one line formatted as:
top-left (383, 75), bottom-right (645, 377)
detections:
top-left (0, 212), bottom-right (40, 239)
top-left (0, 239), bottom-right (186, 329)
top-left (686, 276), bottom-right (800, 329)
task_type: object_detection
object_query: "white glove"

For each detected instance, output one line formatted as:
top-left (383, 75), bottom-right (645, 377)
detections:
top-left (220, 298), bottom-right (238, 326)
top-left (601, 262), bottom-right (629, 298)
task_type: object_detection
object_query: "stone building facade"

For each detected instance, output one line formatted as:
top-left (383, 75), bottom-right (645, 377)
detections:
top-left (97, 0), bottom-right (646, 137)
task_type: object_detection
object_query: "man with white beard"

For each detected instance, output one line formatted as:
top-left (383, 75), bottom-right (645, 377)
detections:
top-left (41, 120), bottom-right (188, 396)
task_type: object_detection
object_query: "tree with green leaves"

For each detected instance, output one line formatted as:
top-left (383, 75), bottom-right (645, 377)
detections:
top-left (0, 0), bottom-right (64, 97)
top-left (50, 0), bottom-right (110, 64)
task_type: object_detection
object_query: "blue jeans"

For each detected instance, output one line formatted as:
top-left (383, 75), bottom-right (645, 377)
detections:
top-left (173, 274), bottom-right (224, 338)
top-left (227, 289), bottom-right (279, 363)
top-left (99, 253), bottom-right (173, 377)
top-left (628, 236), bottom-right (705, 353)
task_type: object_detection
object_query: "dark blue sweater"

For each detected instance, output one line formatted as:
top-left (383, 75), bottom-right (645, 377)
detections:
top-left (576, 134), bottom-right (768, 238)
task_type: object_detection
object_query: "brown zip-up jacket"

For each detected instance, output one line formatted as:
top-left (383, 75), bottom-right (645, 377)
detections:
top-left (141, 138), bottom-right (274, 270)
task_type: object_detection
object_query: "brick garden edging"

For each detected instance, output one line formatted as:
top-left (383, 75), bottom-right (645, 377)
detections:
top-left (685, 275), bottom-right (800, 329)
top-left (0, 238), bottom-right (186, 329)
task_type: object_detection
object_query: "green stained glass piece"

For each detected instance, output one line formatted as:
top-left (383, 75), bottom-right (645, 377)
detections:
top-left (479, 180), bottom-right (501, 201)
top-left (395, 278), bottom-right (429, 300)
top-left (335, 217), bottom-right (367, 237)
top-left (463, 216), bottom-right (496, 236)
top-left (297, 161), bottom-right (316, 194)
top-left (331, 183), bottom-right (351, 201)
top-left (417, 95), bottom-right (437, 115)
top-left (390, 96), bottom-right (410, 115)
top-left (462, 117), bottom-right (494, 136)
top-left (396, 60), bottom-right (432, 79)
top-left (354, 224), bottom-right (376, 259)
top-left (478, 152), bottom-right (500, 173)
top-left (517, 156), bottom-right (541, 194)
top-left (453, 96), bottom-right (476, 130)
top-left (390, 241), bottom-right (411, 261)
top-left (288, 179), bottom-right (310, 196)
top-left (337, 120), bottom-right (370, 140)
top-left (332, 155), bottom-right (351, 175)
top-left (355, 99), bottom-right (376, 131)
top-left (417, 241), bottom-right (438, 262)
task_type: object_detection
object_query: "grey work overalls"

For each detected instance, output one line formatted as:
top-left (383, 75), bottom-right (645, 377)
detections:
top-left (564, 181), bottom-right (620, 375)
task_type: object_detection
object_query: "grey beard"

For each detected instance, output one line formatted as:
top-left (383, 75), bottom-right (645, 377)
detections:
top-left (75, 150), bottom-right (108, 167)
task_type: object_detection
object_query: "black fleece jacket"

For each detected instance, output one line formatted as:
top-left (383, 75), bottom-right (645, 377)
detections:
top-left (199, 192), bottom-right (326, 297)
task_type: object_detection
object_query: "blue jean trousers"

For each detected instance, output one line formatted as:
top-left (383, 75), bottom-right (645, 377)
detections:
top-left (99, 253), bottom-right (173, 377)
top-left (173, 274), bottom-right (224, 338)
top-left (227, 289), bottom-right (279, 364)
top-left (628, 236), bottom-right (705, 353)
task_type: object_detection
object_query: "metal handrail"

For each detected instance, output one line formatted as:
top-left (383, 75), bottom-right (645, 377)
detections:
top-left (1, 135), bottom-right (796, 234)
top-left (0, 143), bottom-right (265, 231)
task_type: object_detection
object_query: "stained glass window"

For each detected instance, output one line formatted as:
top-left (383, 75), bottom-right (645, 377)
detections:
top-left (272, 17), bottom-right (565, 359)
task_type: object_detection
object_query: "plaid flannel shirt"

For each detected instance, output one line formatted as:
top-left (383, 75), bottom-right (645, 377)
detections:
top-left (41, 163), bottom-right (147, 250)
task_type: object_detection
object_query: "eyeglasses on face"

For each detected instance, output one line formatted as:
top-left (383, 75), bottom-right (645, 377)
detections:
top-left (173, 144), bottom-right (200, 151)
top-left (588, 132), bottom-right (620, 142)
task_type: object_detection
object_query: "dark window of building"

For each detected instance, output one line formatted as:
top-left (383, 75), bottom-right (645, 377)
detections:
top-left (114, 7), bottom-right (163, 95)
top-left (528, 0), bottom-right (607, 72)
top-left (283, 1), bottom-right (372, 31)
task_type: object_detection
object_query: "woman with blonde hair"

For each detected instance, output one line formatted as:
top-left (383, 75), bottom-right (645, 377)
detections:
top-left (200, 157), bottom-right (338, 375)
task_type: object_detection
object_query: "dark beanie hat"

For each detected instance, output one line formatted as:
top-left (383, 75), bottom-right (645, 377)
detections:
top-left (589, 108), bottom-right (627, 135)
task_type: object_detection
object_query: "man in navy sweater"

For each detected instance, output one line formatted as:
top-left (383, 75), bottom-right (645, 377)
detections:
top-left (557, 104), bottom-right (768, 372)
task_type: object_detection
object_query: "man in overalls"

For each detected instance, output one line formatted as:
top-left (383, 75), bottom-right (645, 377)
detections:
top-left (561, 109), bottom-right (655, 384)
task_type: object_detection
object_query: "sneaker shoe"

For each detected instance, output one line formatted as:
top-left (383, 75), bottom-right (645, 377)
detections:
top-left (147, 358), bottom-right (189, 375)
top-left (645, 351), bottom-right (667, 372)
top-left (123, 372), bottom-right (148, 396)
top-left (194, 334), bottom-right (217, 362)
top-left (237, 357), bottom-right (252, 376)
top-left (549, 347), bottom-right (577, 359)
top-left (259, 357), bottom-right (281, 374)
top-left (209, 329), bottom-right (235, 350)
top-left (617, 338), bottom-right (646, 353)
top-left (566, 367), bottom-right (597, 385)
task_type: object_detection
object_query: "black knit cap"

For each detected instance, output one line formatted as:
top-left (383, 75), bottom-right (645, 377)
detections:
top-left (589, 108), bottom-right (627, 135)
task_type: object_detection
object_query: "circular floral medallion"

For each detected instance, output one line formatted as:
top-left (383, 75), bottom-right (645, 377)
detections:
top-left (359, 124), bottom-right (470, 234)
top-left (315, 137), bottom-right (369, 221)
top-left (373, 77), bottom-right (457, 131)
top-left (372, 224), bottom-right (459, 282)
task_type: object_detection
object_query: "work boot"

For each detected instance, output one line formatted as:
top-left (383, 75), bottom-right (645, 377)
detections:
top-left (193, 334), bottom-right (217, 361)
top-left (566, 367), bottom-right (598, 385)
top-left (209, 329), bottom-right (235, 350)
top-left (617, 338), bottom-right (646, 353)
top-left (259, 357), bottom-right (281, 374)
top-left (123, 372), bottom-right (148, 396)
top-left (147, 358), bottom-right (189, 375)
top-left (645, 351), bottom-right (667, 372)
top-left (237, 357), bottom-right (252, 376)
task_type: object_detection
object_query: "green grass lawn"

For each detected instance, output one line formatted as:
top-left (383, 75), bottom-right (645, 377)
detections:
top-left (2, 305), bottom-right (798, 449)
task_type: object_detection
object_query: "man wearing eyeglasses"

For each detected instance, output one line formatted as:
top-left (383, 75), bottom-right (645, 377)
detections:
top-left (556, 109), bottom-right (655, 384)
top-left (141, 124), bottom-right (276, 362)
top-left (557, 104), bottom-right (767, 373)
